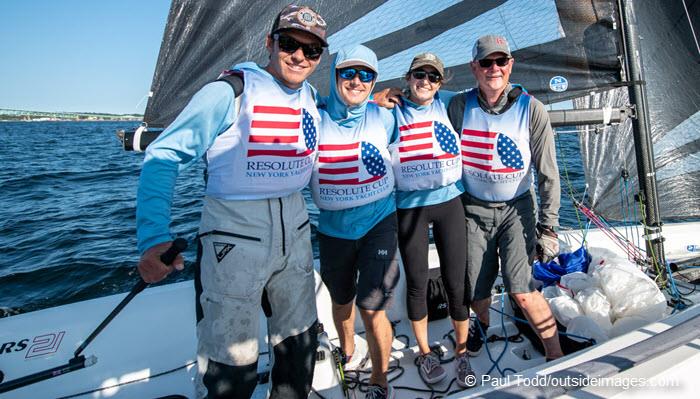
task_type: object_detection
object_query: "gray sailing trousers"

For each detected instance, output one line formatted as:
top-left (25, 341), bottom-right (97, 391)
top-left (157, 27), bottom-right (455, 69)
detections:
top-left (194, 192), bottom-right (317, 398)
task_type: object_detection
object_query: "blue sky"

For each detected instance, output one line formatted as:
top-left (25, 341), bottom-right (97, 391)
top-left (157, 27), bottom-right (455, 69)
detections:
top-left (0, 0), bottom-right (170, 114)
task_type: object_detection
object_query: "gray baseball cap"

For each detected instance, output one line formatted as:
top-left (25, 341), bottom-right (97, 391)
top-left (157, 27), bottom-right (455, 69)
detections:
top-left (271, 4), bottom-right (328, 47)
top-left (408, 52), bottom-right (445, 77)
top-left (472, 35), bottom-right (512, 60)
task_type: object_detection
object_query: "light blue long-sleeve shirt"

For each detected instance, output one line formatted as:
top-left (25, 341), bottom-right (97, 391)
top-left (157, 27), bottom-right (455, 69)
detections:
top-left (136, 81), bottom-right (237, 254)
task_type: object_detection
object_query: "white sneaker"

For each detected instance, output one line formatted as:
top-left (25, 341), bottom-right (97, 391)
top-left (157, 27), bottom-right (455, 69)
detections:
top-left (342, 345), bottom-right (370, 371)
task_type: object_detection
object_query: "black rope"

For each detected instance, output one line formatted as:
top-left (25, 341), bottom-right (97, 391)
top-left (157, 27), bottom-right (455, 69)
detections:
top-left (486, 333), bottom-right (524, 344)
top-left (341, 338), bottom-right (478, 398)
top-left (395, 334), bottom-right (411, 349)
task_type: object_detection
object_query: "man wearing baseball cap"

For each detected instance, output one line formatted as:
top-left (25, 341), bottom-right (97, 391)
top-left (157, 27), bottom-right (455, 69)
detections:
top-left (446, 34), bottom-right (564, 362)
top-left (135, 5), bottom-right (328, 398)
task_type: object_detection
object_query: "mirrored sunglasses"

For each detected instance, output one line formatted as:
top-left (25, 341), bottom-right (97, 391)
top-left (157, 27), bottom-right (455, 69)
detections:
top-left (337, 67), bottom-right (376, 83)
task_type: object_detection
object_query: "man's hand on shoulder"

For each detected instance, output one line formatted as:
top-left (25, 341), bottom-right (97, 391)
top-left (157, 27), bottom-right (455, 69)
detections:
top-left (138, 241), bottom-right (185, 283)
top-left (373, 87), bottom-right (403, 109)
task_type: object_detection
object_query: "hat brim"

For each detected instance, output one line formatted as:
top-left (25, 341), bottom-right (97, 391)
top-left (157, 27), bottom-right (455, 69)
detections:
top-left (336, 59), bottom-right (377, 73)
top-left (273, 27), bottom-right (329, 47)
top-left (410, 61), bottom-right (444, 75)
top-left (477, 51), bottom-right (511, 60)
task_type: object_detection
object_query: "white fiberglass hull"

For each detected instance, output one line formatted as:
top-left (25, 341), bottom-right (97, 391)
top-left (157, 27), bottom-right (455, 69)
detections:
top-left (1, 222), bottom-right (699, 398)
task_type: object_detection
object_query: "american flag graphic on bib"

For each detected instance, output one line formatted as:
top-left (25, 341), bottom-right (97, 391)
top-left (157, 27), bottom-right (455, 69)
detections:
top-left (461, 129), bottom-right (524, 173)
top-left (318, 142), bottom-right (387, 185)
top-left (398, 121), bottom-right (459, 162)
top-left (247, 106), bottom-right (317, 157)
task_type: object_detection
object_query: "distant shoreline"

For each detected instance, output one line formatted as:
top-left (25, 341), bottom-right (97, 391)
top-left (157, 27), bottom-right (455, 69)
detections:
top-left (0, 109), bottom-right (143, 122)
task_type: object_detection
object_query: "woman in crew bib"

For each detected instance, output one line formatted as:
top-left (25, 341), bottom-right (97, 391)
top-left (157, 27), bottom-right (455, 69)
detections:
top-left (311, 44), bottom-right (399, 399)
top-left (389, 53), bottom-right (476, 388)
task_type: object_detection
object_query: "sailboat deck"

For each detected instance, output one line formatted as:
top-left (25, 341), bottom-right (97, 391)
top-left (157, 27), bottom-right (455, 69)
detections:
top-left (252, 293), bottom-right (545, 399)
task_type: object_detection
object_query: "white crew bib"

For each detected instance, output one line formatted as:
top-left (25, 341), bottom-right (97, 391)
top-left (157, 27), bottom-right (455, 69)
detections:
top-left (311, 104), bottom-right (395, 210)
top-left (205, 66), bottom-right (320, 200)
top-left (390, 97), bottom-right (461, 191)
top-left (460, 89), bottom-right (533, 202)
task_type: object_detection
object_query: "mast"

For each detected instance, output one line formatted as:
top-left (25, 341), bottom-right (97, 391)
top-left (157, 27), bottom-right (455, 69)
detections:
top-left (618, 0), bottom-right (667, 275)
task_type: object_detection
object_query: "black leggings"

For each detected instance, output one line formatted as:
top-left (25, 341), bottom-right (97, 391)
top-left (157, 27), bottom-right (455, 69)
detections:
top-left (397, 195), bottom-right (469, 321)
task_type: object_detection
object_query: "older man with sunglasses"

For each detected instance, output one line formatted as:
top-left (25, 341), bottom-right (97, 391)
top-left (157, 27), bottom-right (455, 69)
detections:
top-left (135, 5), bottom-right (328, 398)
top-left (446, 35), bottom-right (564, 362)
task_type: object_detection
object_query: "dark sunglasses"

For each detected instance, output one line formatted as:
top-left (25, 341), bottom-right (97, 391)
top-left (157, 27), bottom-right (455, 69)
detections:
top-left (337, 67), bottom-right (376, 83)
top-left (274, 34), bottom-right (324, 60)
top-left (411, 70), bottom-right (442, 83)
top-left (477, 57), bottom-right (511, 68)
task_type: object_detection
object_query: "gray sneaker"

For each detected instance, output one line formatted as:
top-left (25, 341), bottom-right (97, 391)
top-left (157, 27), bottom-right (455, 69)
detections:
top-left (416, 351), bottom-right (447, 384)
top-left (455, 353), bottom-right (478, 388)
top-left (364, 384), bottom-right (395, 399)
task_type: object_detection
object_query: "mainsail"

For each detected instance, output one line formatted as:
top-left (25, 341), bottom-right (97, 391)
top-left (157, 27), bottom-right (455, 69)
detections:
top-left (576, 0), bottom-right (700, 220)
top-left (143, 0), bottom-right (624, 127)
top-left (140, 0), bottom-right (699, 238)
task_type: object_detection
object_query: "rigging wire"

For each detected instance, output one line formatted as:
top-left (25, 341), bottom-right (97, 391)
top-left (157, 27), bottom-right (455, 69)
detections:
top-left (342, 354), bottom-right (466, 398)
top-left (629, 181), bottom-right (642, 253)
top-left (55, 361), bottom-right (197, 399)
top-left (555, 132), bottom-right (585, 231)
top-left (618, 172), bottom-right (643, 264)
top-left (548, 135), bottom-right (696, 323)
top-left (681, 0), bottom-right (700, 57)
top-left (575, 203), bottom-right (645, 261)
top-left (340, 306), bottom-right (565, 397)
top-left (614, 101), bottom-right (640, 255)
top-left (668, 269), bottom-right (698, 297)
top-left (618, 176), bottom-right (627, 242)
top-left (556, 181), bottom-right (697, 319)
